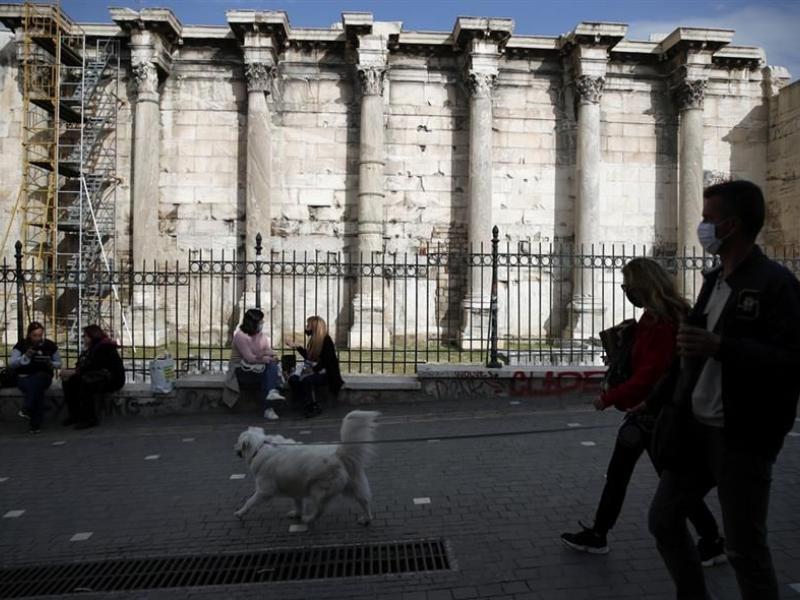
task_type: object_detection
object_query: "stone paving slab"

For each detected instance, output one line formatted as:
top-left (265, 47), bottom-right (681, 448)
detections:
top-left (0, 397), bottom-right (798, 599)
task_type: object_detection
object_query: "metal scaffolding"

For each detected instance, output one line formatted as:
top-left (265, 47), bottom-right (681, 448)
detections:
top-left (1, 1), bottom-right (120, 340)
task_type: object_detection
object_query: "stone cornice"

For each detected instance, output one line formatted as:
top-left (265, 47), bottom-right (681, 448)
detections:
top-left (452, 16), bottom-right (514, 51)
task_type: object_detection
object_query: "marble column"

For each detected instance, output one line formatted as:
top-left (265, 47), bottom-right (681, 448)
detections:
top-left (676, 79), bottom-right (707, 255)
top-left (461, 70), bottom-right (496, 349)
top-left (349, 66), bottom-right (390, 349)
top-left (130, 55), bottom-right (161, 267)
top-left (569, 74), bottom-right (605, 342)
top-left (244, 62), bottom-right (272, 261)
top-left (130, 54), bottom-right (166, 346)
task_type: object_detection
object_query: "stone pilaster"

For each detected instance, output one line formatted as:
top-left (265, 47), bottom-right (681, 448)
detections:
top-left (563, 23), bottom-right (626, 344)
top-left (452, 17), bottom-right (513, 349)
top-left (130, 42), bottom-right (162, 268)
top-left (347, 21), bottom-right (391, 349)
top-left (228, 11), bottom-right (288, 315)
top-left (660, 27), bottom-right (731, 296)
top-left (243, 60), bottom-right (273, 259)
top-left (675, 78), bottom-right (707, 256)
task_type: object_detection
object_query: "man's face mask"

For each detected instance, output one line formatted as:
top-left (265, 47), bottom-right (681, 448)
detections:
top-left (697, 218), bottom-right (733, 255)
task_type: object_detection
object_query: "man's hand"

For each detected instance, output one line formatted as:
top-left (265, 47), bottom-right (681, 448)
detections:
top-left (24, 348), bottom-right (35, 358)
top-left (626, 401), bottom-right (647, 413)
top-left (677, 325), bottom-right (721, 359)
top-left (593, 396), bottom-right (607, 411)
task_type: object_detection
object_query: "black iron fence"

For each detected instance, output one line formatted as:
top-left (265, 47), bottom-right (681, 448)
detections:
top-left (2, 232), bottom-right (799, 380)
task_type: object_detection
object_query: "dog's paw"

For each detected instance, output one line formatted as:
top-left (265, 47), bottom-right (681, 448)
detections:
top-left (234, 510), bottom-right (244, 520)
top-left (357, 516), bottom-right (372, 527)
top-left (287, 509), bottom-right (301, 520)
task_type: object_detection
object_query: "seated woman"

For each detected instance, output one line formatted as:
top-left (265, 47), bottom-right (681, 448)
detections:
top-left (61, 324), bottom-right (126, 430)
top-left (223, 308), bottom-right (284, 420)
top-left (288, 315), bottom-right (344, 418)
top-left (10, 321), bottom-right (61, 433)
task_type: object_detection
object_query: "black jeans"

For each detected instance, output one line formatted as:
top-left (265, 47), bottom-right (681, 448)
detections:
top-left (17, 372), bottom-right (52, 430)
top-left (288, 372), bottom-right (328, 409)
top-left (648, 420), bottom-right (777, 600)
top-left (594, 417), bottom-right (719, 539)
top-left (63, 371), bottom-right (113, 424)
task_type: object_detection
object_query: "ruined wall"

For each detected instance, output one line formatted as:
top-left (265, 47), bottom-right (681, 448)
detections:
top-left (765, 79), bottom-right (800, 247)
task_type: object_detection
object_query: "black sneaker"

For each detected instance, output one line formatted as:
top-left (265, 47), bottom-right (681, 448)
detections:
top-left (74, 419), bottom-right (98, 430)
top-left (62, 417), bottom-right (78, 427)
top-left (698, 536), bottom-right (726, 567)
top-left (561, 521), bottom-right (609, 554)
top-left (28, 428), bottom-right (41, 434)
top-left (18, 409), bottom-right (31, 421)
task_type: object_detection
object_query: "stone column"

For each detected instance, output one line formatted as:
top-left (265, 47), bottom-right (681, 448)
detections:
top-left (244, 62), bottom-right (273, 260)
top-left (569, 74), bottom-right (605, 341)
top-left (348, 66), bottom-right (390, 349)
top-left (675, 79), bottom-right (707, 255)
top-left (461, 70), bottom-right (496, 349)
top-left (130, 51), bottom-right (161, 267)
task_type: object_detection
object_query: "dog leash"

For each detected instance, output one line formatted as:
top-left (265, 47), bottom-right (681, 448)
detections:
top-left (266, 423), bottom-right (617, 446)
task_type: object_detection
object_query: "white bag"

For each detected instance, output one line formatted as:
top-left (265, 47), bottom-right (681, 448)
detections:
top-left (150, 354), bottom-right (176, 394)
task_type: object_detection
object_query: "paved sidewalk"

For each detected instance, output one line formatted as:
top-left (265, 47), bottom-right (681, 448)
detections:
top-left (1, 398), bottom-right (799, 599)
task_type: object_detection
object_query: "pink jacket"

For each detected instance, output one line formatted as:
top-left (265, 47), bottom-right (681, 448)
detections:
top-left (230, 329), bottom-right (276, 364)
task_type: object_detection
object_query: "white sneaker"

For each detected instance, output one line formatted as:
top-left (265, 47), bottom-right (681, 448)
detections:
top-left (266, 389), bottom-right (285, 401)
top-left (263, 408), bottom-right (279, 421)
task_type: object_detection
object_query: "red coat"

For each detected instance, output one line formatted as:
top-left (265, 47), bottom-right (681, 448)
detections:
top-left (601, 311), bottom-right (677, 410)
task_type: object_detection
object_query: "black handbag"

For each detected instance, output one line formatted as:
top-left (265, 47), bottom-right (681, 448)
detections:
top-left (650, 366), bottom-right (692, 470)
top-left (0, 366), bottom-right (18, 388)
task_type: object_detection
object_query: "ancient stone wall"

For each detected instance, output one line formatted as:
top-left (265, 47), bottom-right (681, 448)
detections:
top-left (766, 79), bottom-right (800, 247)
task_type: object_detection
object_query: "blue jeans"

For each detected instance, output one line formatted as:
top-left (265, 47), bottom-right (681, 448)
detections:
top-left (259, 362), bottom-right (281, 410)
top-left (17, 372), bottom-right (52, 430)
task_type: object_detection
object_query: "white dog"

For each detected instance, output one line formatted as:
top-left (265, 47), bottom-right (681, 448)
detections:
top-left (233, 410), bottom-right (380, 525)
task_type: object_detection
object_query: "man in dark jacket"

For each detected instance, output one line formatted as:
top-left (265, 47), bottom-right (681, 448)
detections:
top-left (648, 180), bottom-right (800, 600)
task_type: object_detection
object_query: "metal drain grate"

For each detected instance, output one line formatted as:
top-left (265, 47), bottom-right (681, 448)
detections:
top-left (0, 539), bottom-right (451, 597)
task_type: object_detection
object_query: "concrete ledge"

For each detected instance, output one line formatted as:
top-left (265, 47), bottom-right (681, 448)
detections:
top-left (0, 366), bottom-right (605, 419)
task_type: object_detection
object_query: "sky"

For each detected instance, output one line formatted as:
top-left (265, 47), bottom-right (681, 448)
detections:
top-left (59, 0), bottom-right (800, 80)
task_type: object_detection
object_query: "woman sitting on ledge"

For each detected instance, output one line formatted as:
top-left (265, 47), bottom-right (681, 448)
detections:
top-left (61, 324), bottom-right (126, 430)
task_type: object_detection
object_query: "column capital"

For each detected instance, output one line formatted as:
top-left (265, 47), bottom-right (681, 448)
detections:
top-left (130, 56), bottom-right (159, 96)
top-left (357, 66), bottom-right (386, 96)
top-left (244, 62), bottom-right (275, 93)
top-left (674, 78), bottom-right (707, 111)
top-left (111, 8), bottom-right (181, 80)
top-left (574, 74), bottom-right (605, 105)
top-left (465, 71), bottom-right (496, 99)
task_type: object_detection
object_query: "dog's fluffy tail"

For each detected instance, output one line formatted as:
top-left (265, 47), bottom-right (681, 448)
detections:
top-left (337, 410), bottom-right (380, 474)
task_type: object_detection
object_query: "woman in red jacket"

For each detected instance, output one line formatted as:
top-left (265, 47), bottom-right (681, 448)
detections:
top-left (561, 258), bottom-right (725, 565)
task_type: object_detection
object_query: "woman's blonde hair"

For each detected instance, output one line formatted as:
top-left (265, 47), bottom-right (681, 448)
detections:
top-left (306, 315), bottom-right (328, 361)
top-left (622, 258), bottom-right (690, 325)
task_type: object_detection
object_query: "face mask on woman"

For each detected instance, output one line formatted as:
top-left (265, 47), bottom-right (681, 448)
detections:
top-left (623, 285), bottom-right (644, 308)
top-left (305, 328), bottom-right (313, 336)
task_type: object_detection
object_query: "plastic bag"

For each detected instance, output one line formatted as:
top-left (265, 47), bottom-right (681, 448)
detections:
top-left (150, 354), bottom-right (176, 394)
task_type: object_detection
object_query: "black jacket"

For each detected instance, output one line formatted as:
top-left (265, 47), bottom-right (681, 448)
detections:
top-left (77, 339), bottom-right (126, 391)
top-left (12, 339), bottom-right (59, 376)
top-left (679, 246), bottom-right (800, 460)
top-left (297, 335), bottom-right (344, 395)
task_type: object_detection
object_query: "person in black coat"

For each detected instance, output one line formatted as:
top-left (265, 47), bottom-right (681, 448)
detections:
top-left (288, 316), bottom-right (344, 418)
top-left (61, 324), bottom-right (126, 429)
top-left (10, 322), bottom-right (62, 433)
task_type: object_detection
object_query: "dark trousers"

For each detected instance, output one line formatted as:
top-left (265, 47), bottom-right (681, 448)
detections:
top-left (63, 372), bottom-right (113, 424)
top-left (288, 372), bottom-right (328, 409)
top-left (594, 419), bottom-right (719, 540)
top-left (17, 372), bottom-right (52, 430)
top-left (648, 421), bottom-right (777, 600)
